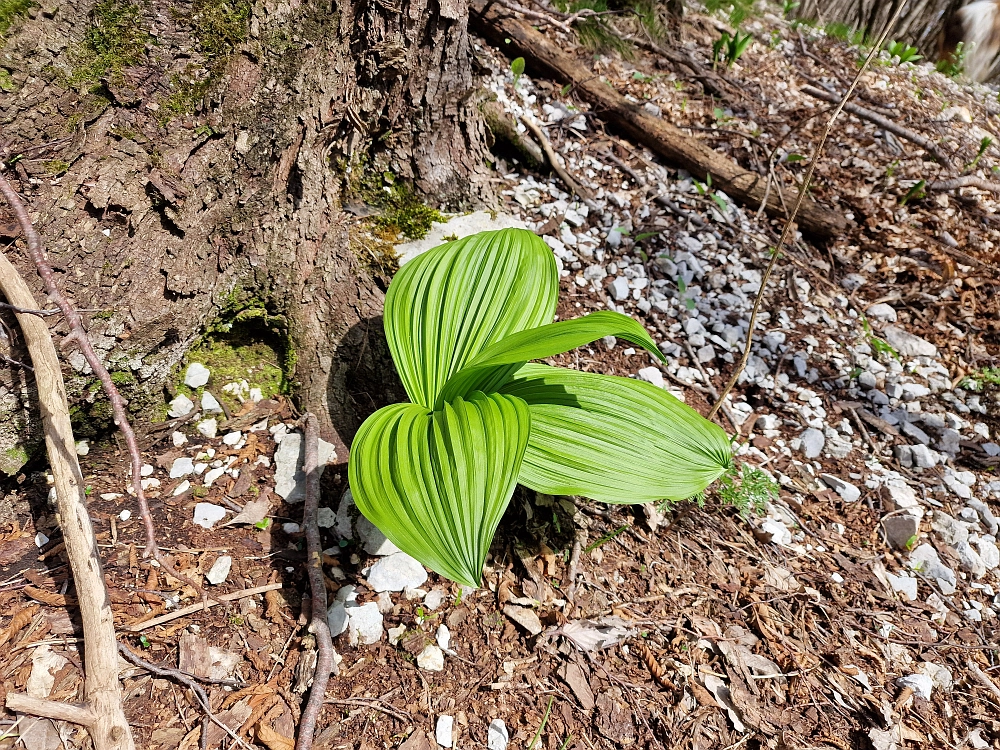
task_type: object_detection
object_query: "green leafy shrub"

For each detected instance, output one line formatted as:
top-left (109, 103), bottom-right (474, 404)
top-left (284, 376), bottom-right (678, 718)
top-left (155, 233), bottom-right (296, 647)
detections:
top-left (348, 229), bottom-right (733, 586)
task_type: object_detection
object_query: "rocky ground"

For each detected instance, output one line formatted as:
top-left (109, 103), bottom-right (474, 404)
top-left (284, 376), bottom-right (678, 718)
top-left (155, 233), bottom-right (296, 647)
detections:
top-left (2, 5), bottom-right (1000, 750)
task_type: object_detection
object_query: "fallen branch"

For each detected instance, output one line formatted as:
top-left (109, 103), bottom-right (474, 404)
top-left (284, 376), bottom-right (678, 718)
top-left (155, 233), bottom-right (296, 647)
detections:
top-left (125, 583), bottom-right (283, 632)
top-left (472, 3), bottom-right (848, 239)
top-left (295, 414), bottom-right (338, 750)
top-left (118, 642), bottom-right (255, 750)
top-left (927, 175), bottom-right (1000, 194)
top-left (520, 116), bottom-right (598, 209)
top-left (800, 85), bottom-right (955, 168)
top-left (0, 173), bottom-right (204, 602)
top-left (0, 189), bottom-right (134, 749)
top-left (707, 3), bottom-right (910, 420)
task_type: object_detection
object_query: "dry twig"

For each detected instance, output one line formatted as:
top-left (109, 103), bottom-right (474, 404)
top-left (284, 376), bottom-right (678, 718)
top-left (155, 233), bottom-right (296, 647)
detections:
top-left (117, 643), bottom-right (255, 750)
top-left (125, 583), bottom-right (283, 632)
top-left (295, 414), bottom-right (338, 750)
top-left (520, 116), bottom-right (598, 210)
top-left (708, 3), bottom-right (910, 420)
top-left (800, 84), bottom-right (954, 169)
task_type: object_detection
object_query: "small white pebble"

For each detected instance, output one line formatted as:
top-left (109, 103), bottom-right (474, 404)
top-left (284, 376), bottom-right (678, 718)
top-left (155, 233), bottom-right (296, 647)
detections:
top-left (119, 510), bottom-right (131, 521)
top-left (34, 532), bottom-right (49, 548)
top-left (831, 572), bottom-right (845, 584)
top-left (283, 522), bottom-right (301, 534)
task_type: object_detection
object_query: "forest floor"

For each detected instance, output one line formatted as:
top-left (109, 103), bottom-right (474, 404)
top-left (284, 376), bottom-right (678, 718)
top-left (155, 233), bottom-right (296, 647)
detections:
top-left (2, 5), bottom-right (1000, 750)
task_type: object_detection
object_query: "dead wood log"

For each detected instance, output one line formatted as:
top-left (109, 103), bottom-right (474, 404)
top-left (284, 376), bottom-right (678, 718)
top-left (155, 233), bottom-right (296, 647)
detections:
top-left (471, 4), bottom-right (850, 240)
top-left (0, 250), bottom-right (134, 749)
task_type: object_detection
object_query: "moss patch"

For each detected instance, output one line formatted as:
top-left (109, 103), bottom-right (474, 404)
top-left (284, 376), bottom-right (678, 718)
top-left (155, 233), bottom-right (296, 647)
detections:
top-left (0, 444), bottom-right (30, 475)
top-left (173, 317), bottom-right (292, 413)
top-left (0, 0), bottom-right (32, 36)
top-left (350, 171), bottom-right (444, 242)
top-left (70, 0), bottom-right (150, 85)
top-left (189, 0), bottom-right (252, 58)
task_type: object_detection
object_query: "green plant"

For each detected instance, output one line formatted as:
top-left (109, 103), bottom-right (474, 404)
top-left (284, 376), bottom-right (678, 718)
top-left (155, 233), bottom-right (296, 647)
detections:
top-left (884, 40), bottom-right (921, 64)
top-left (860, 316), bottom-right (900, 361)
top-left (960, 366), bottom-right (1000, 391)
top-left (716, 464), bottom-right (777, 515)
top-left (348, 229), bottom-right (732, 586)
top-left (782, 0), bottom-right (798, 18)
top-left (0, 0), bottom-right (32, 35)
top-left (936, 41), bottom-right (965, 77)
top-left (825, 21), bottom-right (866, 46)
top-left (713, 30), bottom-right (753, 67)
top-left (511, 56), bottom-right (525, 85)
top-left (900, 179), bottom-right (926, 206)
top-left (555, 0), bottom-right (630, 54)
top-left (529, 697), bottom-right (555, 750)
top-left (70, 0), bottom-right (149, 85)
top-left (966, 136), bottom-right (993, 172)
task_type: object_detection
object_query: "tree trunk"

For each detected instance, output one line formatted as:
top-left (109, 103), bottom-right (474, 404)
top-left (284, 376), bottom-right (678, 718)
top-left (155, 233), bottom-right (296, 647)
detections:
top-left (0, 0), bottom-right (491, 460)
top-left (795, 0), bottom-right (963, 55)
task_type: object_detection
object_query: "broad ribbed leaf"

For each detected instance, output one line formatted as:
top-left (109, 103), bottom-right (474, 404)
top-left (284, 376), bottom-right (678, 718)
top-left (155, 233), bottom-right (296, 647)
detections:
top-left (384, 228), bottom-right (558, 409)
top-left (438, 311), bottom-right (664, 406)
top-left (500, 364), bottom-right (732, 503)
top-left (348, 391), bottom-right (530, 587)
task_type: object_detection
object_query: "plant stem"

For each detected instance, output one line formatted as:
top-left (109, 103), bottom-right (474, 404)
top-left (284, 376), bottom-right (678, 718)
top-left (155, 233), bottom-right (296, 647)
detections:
top-left (528, 696), bottom-right (555, 750)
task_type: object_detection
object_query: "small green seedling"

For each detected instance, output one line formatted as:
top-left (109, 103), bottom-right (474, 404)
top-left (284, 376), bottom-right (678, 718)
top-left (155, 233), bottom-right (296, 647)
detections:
top-left (966, 136), bottom-right (993, 172)
top-left (138, 635), bottom-right (151, 649)
top-left (784, 153), bottom-right (805, 163)
top-left (585, 524), bottom-right (630, 553)
top-left (716, 464), bottom-right (778, 516)
top-left (782, 0), bottom-right (799, 18)
top-left (900, 179), bottom-right (926, 206)
top-left (885, 40), bottom-right (921, 64)
top-left (861, 316), bottom-right (901, 361)
top-left (713, 106), bottom-right (733, 124)
top-left (713, 29), bottom-right (753, 67)
top-left (348, 229), bottom-right (732, 586)
top-left (511, 56), bottom-right (525, 85)
top-left (936, 41), bottom-right (965, 77)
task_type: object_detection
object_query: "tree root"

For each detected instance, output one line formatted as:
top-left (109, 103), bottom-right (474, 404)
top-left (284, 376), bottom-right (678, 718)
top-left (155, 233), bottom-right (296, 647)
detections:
top-left (295, 414), bottom-right (338, 750)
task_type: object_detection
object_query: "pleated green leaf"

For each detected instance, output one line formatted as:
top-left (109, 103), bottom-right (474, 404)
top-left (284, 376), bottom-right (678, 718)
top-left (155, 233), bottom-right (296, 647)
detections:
top-left (438, 310), bottom-right (664, 406)
top-left (500, 364), bottom-right (732, 503)
top-left (348, 391), bottom-right (531, 587)
top-left (384, 228), bottom-right (558, 409)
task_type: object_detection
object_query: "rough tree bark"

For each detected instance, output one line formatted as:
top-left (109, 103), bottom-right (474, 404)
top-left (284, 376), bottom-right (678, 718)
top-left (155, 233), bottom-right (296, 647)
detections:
top-left (795, 0), bottom-right (963, 54)
top-left (0, 0), bottom-right (492, 462)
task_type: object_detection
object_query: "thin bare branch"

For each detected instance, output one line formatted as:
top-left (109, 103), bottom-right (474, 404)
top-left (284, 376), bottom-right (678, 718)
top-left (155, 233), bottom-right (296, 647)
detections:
top-left (118, 643), bottom-right (255, 750)
top-left (520, 116), bottom-right (598, 210)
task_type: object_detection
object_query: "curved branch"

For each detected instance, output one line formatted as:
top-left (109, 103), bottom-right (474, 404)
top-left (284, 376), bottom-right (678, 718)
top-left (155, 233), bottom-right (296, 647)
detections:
top-left (296, 414), bottom-right (338, 750)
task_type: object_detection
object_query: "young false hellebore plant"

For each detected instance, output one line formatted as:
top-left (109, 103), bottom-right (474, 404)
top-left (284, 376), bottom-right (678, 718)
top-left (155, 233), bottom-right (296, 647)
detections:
top-left (348, 228), bottom-right (733, 587)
